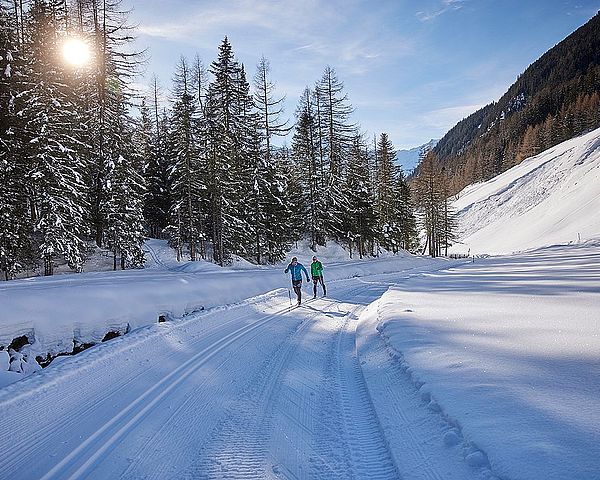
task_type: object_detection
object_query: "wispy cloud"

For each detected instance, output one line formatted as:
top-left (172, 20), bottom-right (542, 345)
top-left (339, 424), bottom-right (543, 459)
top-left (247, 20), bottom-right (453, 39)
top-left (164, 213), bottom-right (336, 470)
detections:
top-left (416, 0), bottom-right (467, 22)
top-left (136, 0), bottom-right (413, 76)
top-left (421, 103), bottom-right (484, 129)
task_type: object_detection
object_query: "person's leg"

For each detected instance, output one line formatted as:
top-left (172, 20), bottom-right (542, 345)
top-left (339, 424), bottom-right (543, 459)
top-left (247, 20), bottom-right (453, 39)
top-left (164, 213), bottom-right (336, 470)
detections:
top-left (293, 281), bottom-right (302, 304)
top-left (320, 276), bottom-right (326, 296)
top-left (313, 278), bottom-right (317, 298)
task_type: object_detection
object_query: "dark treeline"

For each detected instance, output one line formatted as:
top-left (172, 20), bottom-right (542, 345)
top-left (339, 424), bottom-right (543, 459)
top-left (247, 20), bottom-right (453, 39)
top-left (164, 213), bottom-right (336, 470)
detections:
top-left (430, 11), bottom-right (600, 193)
top-left (1, 0), bottom-right (434, 280)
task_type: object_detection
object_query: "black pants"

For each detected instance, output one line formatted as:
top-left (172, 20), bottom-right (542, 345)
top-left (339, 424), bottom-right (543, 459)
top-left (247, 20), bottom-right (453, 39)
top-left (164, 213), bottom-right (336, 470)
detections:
top-left (292, 279), bottom-right (303, 304)
top-left (312, 275), bottom-right (326, 296)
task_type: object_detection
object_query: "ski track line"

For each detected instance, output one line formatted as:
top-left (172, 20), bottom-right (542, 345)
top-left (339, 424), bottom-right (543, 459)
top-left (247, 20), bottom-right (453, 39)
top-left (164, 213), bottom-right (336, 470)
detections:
top-left (114, 300), bottom-right (316, 479)
top-left (114, 325), bottom-right (278, 479)
top-left (180, 308), bottom-right (317, 479)
top-left (0, 306), bottom-right (259, 475)
top-left (36, 303), bottom-right (295, 480)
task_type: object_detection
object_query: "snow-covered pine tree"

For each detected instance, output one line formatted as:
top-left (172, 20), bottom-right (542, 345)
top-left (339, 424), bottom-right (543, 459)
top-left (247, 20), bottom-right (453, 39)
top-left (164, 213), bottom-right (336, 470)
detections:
top-left (103, 120), bottom-right (146, 271)
top-left (0, 2), bottom-right (33, 279)
top-left (226, 63), bottom-right (258, 260)
top-left (250, 56), bottom-right (291, 264)
top-left (205, 37), bottom-right (253, 265)
top-left (279, 146), bottom-right (304, 247)
top-left (315, 66), bottom-right (354, 240)
top-left (20, 0), bottom-right (88, 275)
top-left (166, 56), bottom-right (205, 261)
top-left (375, 132), bottom-right (401, 253)
top-left (143, 79), bottom-right (171, 239)
top-left (292, 87), bottom-right (325, 249)
top-left (342, 134), bottom-right (377, 258)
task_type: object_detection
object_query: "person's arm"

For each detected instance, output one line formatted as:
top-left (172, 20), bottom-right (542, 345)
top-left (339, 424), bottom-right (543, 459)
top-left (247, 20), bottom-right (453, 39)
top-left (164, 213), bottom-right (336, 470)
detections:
top-left (302, 265), bottom-right (310, 281)
top-left (284, 264), bottom-right (290, 273)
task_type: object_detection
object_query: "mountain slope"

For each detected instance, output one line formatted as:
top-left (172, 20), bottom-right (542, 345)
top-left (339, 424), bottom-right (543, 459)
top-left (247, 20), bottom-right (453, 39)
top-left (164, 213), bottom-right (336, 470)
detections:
top-left (451, 127), bottom-right (600, 254)
top-left (434, 11), bottom-right (600, 191)
top-left (394, 139), bottom-right (438, 174)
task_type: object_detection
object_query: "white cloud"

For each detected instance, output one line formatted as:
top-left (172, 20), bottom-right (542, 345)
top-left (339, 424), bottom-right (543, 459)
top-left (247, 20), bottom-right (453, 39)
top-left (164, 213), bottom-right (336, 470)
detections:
top-left (417, 0), bottom-right (467, 22)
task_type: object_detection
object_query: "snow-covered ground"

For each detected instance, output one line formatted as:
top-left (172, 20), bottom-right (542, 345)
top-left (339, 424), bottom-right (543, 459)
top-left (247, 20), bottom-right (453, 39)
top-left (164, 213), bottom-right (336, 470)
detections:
top-left (361, 241), bottom-right (600, 480)
top-left (452, 127), bottom-right (600, 255)
top-left (1, 237), bottom-right (599, 479)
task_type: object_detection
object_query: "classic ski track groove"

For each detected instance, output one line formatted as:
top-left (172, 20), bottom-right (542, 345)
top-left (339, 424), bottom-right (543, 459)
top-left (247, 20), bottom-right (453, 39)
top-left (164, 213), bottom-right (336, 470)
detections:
top-left (36, 304), bottom-right (294, 480)
top-left (0, 307), bottom-right (259, 475)
top-left (180, 308), bottom-right (316, 479)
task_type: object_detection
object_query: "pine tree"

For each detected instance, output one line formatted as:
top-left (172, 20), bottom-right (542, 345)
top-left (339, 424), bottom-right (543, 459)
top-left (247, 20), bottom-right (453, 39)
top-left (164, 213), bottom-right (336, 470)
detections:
top-left (205, 37), bottom-right (255, 265)
top-left (143, 79), bottom-right (171, 239)
top-left (21, 0), bottom-right (88, 275)
top-left (396, 171), bottom-right (418, 252)
top-left (166, 56), bottom-right (205, 261)
top-left (0, 2), bottom-right (33, 279)
top-left (315, 66), bottom-right (354, 240)
top-left (342, 134), bottom-right (376, 258)
top-left (375, 133), bottom-right (397, 251)
top-left (104, 140), bottom-right (146, 269)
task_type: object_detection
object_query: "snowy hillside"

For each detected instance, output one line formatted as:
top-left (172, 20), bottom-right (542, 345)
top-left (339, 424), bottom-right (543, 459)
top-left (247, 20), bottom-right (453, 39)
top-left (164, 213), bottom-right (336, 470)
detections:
top-left (395, 139), bottom-right (438, 174)
top-left (452, 127), bottom-right (600, 254)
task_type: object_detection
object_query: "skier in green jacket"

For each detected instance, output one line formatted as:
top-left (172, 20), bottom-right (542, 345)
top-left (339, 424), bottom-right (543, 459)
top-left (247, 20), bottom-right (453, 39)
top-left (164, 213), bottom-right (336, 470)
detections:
top-left (310, 255), bottom-right (327, 298)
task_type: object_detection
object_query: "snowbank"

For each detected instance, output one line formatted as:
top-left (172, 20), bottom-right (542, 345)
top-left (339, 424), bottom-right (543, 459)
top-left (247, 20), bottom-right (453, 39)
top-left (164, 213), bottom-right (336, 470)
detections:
top-left (452, 127), bottom-right (600, 254)
top-left (370, 242), bottom-right (600, 480)
top-left (0, 244), bottom-right (434, 386)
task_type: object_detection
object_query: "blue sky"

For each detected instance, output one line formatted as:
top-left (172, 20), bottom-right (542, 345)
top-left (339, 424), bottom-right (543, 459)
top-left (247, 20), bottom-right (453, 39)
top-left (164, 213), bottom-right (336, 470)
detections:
top-left (129, 0), bottom-right (600, 149)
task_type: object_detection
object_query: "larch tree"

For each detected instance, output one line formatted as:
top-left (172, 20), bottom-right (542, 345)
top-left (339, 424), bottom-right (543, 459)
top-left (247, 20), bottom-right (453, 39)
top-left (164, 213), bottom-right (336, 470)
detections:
top-left (250, 56), bottom-right (290, 263)
top-left (292, 87), bottom-right (325, 249)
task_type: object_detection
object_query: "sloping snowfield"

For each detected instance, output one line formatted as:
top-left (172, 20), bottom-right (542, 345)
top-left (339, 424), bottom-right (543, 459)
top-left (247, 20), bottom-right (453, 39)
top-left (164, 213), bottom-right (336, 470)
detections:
top-left (1, 240), bottom-right (598, 479)
top-left (452, 127), bottom-right (600, 255)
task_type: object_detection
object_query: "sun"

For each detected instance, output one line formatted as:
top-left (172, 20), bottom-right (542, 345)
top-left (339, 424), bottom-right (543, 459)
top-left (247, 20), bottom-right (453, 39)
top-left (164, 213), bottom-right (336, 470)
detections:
top-left (62, 37), bottom-right (91, 67)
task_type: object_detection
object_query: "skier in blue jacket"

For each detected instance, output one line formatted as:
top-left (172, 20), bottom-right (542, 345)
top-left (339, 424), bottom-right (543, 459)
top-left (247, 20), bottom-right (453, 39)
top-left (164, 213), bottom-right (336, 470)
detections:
top-left (285, 257), bottom-right (310, 305)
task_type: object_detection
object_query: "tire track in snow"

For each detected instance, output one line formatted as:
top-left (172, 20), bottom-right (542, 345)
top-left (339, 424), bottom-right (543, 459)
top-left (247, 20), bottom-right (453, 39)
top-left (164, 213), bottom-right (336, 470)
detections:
top-left (309, 306), bottom-right (399, 479)
top-left (336, 315), bottom-right (400, 478)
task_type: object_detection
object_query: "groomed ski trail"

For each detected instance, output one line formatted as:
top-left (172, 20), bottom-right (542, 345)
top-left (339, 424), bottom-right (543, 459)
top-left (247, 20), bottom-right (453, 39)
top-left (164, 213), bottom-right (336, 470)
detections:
top-left (0, 268), bottom-right (488, 480)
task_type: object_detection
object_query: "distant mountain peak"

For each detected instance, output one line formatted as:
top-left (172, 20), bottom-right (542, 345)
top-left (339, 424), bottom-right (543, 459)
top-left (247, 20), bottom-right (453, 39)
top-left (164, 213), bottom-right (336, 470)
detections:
top-left (395, 139), bottom-right (439, 173)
